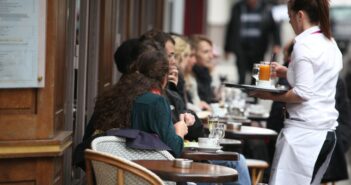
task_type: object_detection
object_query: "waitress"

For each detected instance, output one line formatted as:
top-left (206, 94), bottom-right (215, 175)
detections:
top-left (251, 0), bottom-right (342, 184)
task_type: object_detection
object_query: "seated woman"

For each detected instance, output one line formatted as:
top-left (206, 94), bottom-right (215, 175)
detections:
top-left (92, 42), bottom-right (188, 157)
top-left (79, 39), bottom-right (250, 185)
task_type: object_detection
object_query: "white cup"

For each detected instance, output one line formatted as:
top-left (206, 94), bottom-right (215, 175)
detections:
top-left (198, 137), bottom-right (218, 147)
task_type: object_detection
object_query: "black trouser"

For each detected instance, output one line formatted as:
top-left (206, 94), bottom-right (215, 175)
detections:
top-left (236, 51), bottom-right (264, 84)
top-left (311, 131), bottom-right (336, 184)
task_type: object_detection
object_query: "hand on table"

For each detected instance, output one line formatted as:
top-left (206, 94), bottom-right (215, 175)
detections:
top-left (184, 112), bottom-right (195, 126)
top-left (174, 114), bottom-right (188, 138)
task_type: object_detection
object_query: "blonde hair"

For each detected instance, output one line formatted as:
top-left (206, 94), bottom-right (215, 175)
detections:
top-left (173, 36), bottom-right (191, 65)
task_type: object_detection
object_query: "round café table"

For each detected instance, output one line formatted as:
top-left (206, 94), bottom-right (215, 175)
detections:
top-left (133, 160), bottom-right (238, 183)
top-left (225, 125), bottom-right (278, 140)
top-left (181, 150), bottom-right (239, 161)
top-left (204, 124), bottom-right (277, 140)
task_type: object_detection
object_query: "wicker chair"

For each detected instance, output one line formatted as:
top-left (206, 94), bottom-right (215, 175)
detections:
top-left (91, 136), bottom-right (175, 160)
top-left (85, 149), bottom-right (164, 185)
top-left (91, 136), bottom-right (175, 185)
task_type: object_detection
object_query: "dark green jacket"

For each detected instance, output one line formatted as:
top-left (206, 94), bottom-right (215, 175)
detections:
top-left (131, 92), bottom-right (184, 157)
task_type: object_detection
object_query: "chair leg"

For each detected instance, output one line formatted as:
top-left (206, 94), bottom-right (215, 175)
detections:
top-left (117, 169), bottom-right (124, 185)
top-left (251, 168), bottom-right (257, 185)
top-left (255, 169), bottom-right (264, 185)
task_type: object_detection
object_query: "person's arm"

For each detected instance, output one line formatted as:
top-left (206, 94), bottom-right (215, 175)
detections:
top-left (250, 89), bottom-right (304, 103)
top-left (152, 97), bottom-right (185, 157)
top-left (252, 54), bottom-right (314, 103)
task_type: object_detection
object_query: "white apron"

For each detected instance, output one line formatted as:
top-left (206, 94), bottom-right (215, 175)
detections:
top-left (269, 126), bottom-right (335, 185)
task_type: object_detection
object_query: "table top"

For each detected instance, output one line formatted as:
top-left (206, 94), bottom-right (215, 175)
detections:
top-left (247, 112), bottom-right (269, 121)
top-left (225, 125), bottom-right (278, 139)
top-left (133, 160), bottom-right (238, 183)
top-left (219, 138), bottom-right (242, 146)
top-left (181, 150), bottom-right (239, 161)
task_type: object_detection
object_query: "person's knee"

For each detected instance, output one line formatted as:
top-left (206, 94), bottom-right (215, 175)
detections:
top-left (238, 154), bottom-right (248, 166)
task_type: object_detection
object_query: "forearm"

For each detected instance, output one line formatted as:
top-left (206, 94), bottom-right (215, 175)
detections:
top-left (251, 89), bottom-right (304, 103)
top-left (271, 90), bottom-right (304, 103)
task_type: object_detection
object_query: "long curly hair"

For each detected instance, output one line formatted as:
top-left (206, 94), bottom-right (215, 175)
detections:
top-left (93, 47), bottom-right (169, 131)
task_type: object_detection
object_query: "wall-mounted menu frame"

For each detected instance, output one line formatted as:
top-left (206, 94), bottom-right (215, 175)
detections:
top-left (0, 0), bottom-right (46, 88)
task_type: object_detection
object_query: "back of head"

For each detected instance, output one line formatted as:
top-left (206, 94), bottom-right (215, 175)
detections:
top-left (140, 29), bottom-right (175, 47)
top-left (288, 0), bottom-right (331, 39)
top-left (114, 38), bottom-right (139, 74)
top-left (93, 48), bottom-right (169, 131)
top-left (129, 49), bottom-right (169, 85)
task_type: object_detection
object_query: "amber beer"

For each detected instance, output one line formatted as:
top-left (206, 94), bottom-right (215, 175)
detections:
top-left (259, 62), bottom-right (271, 81)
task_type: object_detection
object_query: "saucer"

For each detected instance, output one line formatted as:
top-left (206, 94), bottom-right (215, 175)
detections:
top-left (197, 145), bottom-right (222, 152)
top-left (257, 80), bottom-right (274, 88)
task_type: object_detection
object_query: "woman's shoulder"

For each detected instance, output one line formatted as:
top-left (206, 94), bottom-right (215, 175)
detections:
top-left (135, 92), bottom-right (167, 104)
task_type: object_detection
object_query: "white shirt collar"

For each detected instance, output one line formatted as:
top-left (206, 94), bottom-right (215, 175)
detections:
top-left (294, 26), bottom-right (321, 43)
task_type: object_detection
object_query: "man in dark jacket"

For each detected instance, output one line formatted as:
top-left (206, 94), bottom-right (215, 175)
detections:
top-left (321, 78), bottom-right (351, 183)
top-left (224, 0), bottom-right (281, 84)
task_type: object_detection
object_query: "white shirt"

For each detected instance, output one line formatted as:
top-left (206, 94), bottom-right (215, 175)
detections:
top-left (286, 26), bottom-right (342, 130)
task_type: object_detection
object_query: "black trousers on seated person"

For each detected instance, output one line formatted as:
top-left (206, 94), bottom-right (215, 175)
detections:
top-left (311, 131), bottom-right (336, 184)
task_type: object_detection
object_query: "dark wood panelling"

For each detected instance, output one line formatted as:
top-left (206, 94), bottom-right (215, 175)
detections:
top-left (0, 157), bottom-right (62, 185)
top-left (0, 158), bottom-right (35, 182)
top-left (0, 182), bottom-right (35, 185)
top-left (155, 0), bottom-right (164, 30)
top-left (127, 0), bottom-right (141, 38)
top-left (0, 0), bottom-right (71, 184)
top-left (53, 0), bottom-right (68, 134)
top-left (117, 0), bottom-right (128, 42)
top-left (0, 115), bottom-right (36, 140)
top-left (0, 0), bottom-right (68, 140)
top-left (0, 89), bottom-right (36, 114)
top-left (98, 0), bottom-right (114, 94)
top-left (36, 158), bottom-right (55, 185)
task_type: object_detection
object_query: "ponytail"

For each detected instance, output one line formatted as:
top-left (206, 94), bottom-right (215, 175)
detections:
top-left (289, 0), bottom-right (332, 40)
top-left (317, 0), bottom-right (332, 39)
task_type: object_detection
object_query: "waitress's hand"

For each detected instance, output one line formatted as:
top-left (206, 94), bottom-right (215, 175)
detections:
top-left (249, 91), bottom-right (274, 100)
top-left (174, 114), bottom-right (188, 138)
top-left (183, 112), bottom-right (195, 126)
top-left (271, 62), bottom-right (288, 78)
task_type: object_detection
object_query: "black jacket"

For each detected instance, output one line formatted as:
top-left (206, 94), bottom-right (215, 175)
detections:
top-left (192, 65), bottom-right (216, 104)
top-left (322, 78), bottom-right (351, 182)
top-left (165, 85), bottom-right (205, 141)
top-left (224, 0), bottom-right (280, 56)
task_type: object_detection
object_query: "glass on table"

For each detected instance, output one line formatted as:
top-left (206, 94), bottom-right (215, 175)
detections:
top-left (216, 123), bottom-right (226, 139)
top-left (252, 63), bottom-right (260, 85)
top-left (210, 122), bottom-right (226, 146)
top-left (208, 116), bottom-right (219, 138)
